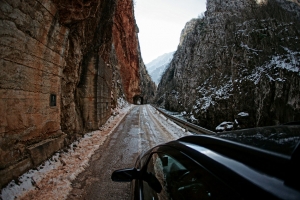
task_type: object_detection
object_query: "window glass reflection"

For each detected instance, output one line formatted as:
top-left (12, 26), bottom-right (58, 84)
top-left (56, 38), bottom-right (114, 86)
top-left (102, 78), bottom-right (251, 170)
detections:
top-left (142, 152), bottom-right (241, 200)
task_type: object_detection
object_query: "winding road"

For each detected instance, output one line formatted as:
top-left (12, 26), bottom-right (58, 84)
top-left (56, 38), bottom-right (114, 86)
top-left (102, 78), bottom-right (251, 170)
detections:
top-left (67, 105), bottom-right (190, 200)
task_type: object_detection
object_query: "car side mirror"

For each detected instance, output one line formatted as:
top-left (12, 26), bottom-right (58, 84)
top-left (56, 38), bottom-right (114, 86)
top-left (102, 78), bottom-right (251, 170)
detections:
top-left (111, 168), bottom-right (140, 182)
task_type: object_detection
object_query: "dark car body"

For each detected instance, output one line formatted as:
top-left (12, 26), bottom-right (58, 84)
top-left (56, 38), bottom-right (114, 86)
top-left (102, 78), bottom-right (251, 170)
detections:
top-left (112, 126), bottom-right (300, 200)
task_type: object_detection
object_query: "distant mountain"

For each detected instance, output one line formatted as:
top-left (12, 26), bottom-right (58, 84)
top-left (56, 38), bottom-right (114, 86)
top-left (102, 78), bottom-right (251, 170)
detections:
top-left (146, 52), bottom-right (175, 85)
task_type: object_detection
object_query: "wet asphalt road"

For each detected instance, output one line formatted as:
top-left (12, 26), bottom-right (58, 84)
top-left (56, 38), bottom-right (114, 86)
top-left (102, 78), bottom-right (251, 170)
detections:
top-left (67, 105), bottom-right (178, 200)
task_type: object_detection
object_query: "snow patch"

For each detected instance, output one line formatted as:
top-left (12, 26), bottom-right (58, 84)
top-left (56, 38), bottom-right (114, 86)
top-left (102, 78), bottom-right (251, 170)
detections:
top-left (240, 42), bottom-right (262, 55)
top-left (216, 121), bottom-right (234, 132)
top-left (1, 103), bottom-right (133, 200)
top-left (238, 112), bottom-right (249, 117)
top-left (195, 79), bottom-right (233, 111)
top-left (248, 47), bottom-right (300, 84)
top-left (148, 106), bottom-right (193, 138)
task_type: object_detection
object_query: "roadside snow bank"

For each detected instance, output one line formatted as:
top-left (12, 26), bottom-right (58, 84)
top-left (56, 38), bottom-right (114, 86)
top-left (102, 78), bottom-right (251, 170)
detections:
top-left (1, 104), bottom-right (133, 200)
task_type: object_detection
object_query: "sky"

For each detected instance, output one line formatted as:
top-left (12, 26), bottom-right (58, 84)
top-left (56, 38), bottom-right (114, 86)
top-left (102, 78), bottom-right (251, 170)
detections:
top-left (134, 0), bottom-right (207, 64)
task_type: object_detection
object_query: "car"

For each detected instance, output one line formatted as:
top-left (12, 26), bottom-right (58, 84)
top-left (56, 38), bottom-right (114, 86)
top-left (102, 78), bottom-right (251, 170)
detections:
top-left (111, 126), bottom-right (300, 200)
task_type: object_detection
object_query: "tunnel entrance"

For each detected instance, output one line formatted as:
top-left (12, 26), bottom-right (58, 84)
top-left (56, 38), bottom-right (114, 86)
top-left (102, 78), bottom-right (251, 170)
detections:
top-left (133, 95), bottom-right (143, 105)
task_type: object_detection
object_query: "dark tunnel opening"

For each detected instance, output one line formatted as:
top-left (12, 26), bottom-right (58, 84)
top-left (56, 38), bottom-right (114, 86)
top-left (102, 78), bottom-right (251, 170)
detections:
top-left (133, 95), bottom-right (143, 105)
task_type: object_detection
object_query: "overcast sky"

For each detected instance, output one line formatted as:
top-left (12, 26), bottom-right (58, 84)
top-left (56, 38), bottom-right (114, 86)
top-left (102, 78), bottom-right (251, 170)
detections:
top-left (134, 0), bottom-right (207, 64)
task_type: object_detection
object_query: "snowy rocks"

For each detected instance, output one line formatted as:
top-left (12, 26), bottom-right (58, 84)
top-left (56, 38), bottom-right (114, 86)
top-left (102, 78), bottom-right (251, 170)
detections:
top-left (156, 0), bottom-right (300, 130)
top-left (215, 121), bottom-right (234, 132)
top-left (235, 112), bottom-right (251, 129)
top-left (274, 0), bottom-right (300, 20)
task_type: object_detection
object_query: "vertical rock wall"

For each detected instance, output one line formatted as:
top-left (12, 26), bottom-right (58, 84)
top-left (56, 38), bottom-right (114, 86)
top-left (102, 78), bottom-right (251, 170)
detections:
top-left (55, 0), bottom-right (116, 137)
top-left (112, 0), bottom-right (141, 103)
top-left (139, 60), bottom-right (157, 104)
top-left (156, 0), bottom-right (300, 130)
top-left (0, 0), bottom-right (67, 187)
top-left (111, 0), bottom-right (156, 104)
top-left (0, 0), bottom-right (155, 188)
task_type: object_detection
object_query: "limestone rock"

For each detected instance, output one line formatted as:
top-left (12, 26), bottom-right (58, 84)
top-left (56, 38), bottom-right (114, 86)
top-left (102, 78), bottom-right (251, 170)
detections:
top-left (156, 0), bottom-right (300, 130)
top-left (0, 0), bottom-right (155, 188)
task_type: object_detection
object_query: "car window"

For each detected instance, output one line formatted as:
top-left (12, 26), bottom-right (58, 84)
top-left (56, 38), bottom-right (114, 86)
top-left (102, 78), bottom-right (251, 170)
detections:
top-left (139, 152), bottom-right (151, 168)
top-left (142, 152), bottom-right (241, 200)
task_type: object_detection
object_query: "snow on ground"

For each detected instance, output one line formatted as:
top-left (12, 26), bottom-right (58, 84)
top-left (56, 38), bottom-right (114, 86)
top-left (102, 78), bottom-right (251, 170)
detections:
top-left (1, 103), bottom-right (192, 200)
top-left (159, 108), bottom-right (187, 122)
top-left (0, 103), bottom-right (133, 200)
top-left (147, 106), bottom-right (193, 139)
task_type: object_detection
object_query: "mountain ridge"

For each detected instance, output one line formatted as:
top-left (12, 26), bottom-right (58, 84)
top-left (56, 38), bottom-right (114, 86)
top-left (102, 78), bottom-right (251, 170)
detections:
top-left (146, 51), bottom-right (174, 85)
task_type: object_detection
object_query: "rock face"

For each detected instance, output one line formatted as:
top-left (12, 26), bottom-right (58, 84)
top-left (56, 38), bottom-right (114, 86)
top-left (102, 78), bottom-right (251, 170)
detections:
top-left (0, 0), bottom-right (155, 188)
top-left (111, 0), bottom-right (156, 105)
top-left (275, 0), bottom-right (300, 19)
top-left (112, 0), bottom-right (140, 103)
top-left (139, 59), bottom-right (157, 104)
top-left (156, 0), bottom-right (300, 130)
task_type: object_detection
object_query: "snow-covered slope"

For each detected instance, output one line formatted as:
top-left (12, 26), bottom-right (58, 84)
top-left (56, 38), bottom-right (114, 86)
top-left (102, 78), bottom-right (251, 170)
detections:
top-left (146, 52), bottom-right (174, 85)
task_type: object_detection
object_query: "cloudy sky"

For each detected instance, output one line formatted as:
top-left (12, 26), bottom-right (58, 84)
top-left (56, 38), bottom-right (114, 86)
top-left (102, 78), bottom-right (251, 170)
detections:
top-left (134, 0), bottom-right (207, 64)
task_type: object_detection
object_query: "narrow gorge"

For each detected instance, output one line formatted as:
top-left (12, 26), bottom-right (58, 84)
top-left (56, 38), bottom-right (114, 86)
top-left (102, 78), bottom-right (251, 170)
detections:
top-left (1, 0), bottom-right (300, 190)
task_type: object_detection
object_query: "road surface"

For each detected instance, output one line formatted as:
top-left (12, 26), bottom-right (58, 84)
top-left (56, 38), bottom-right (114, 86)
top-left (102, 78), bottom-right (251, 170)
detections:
top-left (67, 105), bottom-right (190, 199)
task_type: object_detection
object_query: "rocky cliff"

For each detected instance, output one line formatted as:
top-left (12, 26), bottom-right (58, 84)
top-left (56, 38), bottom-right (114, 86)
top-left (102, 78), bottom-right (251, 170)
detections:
top-left (156, 0), bottom-right (300, 130)
top-left (0, 0), bottom-right (155, 188)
